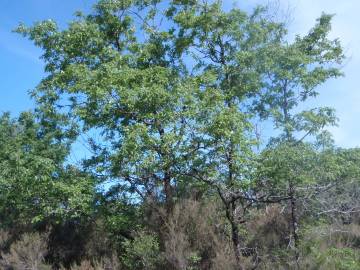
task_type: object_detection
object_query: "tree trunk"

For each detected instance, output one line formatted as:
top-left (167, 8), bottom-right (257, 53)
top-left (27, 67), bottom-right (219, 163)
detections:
top-left (289, 184), bottom-right (299, 268)
top-left (163, 174), bottom-right (173, 215)
top-left (226, 204), bottom-right (244, 270)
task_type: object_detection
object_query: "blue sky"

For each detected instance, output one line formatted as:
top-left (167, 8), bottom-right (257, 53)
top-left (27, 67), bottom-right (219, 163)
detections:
top-left (0, 0), bottom-right (94, 114)
top-left (1, 0), bottom-right (359, 148)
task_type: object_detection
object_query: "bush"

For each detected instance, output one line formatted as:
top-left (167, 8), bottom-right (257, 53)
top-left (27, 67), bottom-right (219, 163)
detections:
top-left (0, 232), bottom-right (51, 270)
top-left (122, 231), bottom-right (162, 270)
top-left (62, 255), bottom-right (120, 270)
top-left (301, 247), bottom-right (360, 270)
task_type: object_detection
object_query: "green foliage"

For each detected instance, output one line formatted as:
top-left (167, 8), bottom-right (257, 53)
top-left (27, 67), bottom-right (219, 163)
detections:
top-left (321, 248), bottom-right (360, 270)
top-left (253, 13), bottom-right (343, 138)
top-left (305, 246), bottom-right (360, 270)
top-left (0, 112), bottom-right (95, 226)
top-left (122, 231), bottom-right (162, 270)
top-left (15, 0), bottom-right (291, 206)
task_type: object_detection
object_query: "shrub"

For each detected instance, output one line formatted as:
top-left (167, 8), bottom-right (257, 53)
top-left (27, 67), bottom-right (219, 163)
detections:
top-left (122, 231), bottom-right (162, 270)
top-left (62, 255), bottom-right (120, 270)
top-left (0, 232), bottom-right (51, 270)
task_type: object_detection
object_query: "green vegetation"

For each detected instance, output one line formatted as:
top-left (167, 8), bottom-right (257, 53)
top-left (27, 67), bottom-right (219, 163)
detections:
top-left (0, 0), bottom-right (359, 269)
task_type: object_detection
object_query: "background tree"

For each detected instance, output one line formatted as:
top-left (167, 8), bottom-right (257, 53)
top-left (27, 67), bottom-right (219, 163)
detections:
top-left (0, 112), bottom-right (95, 229)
